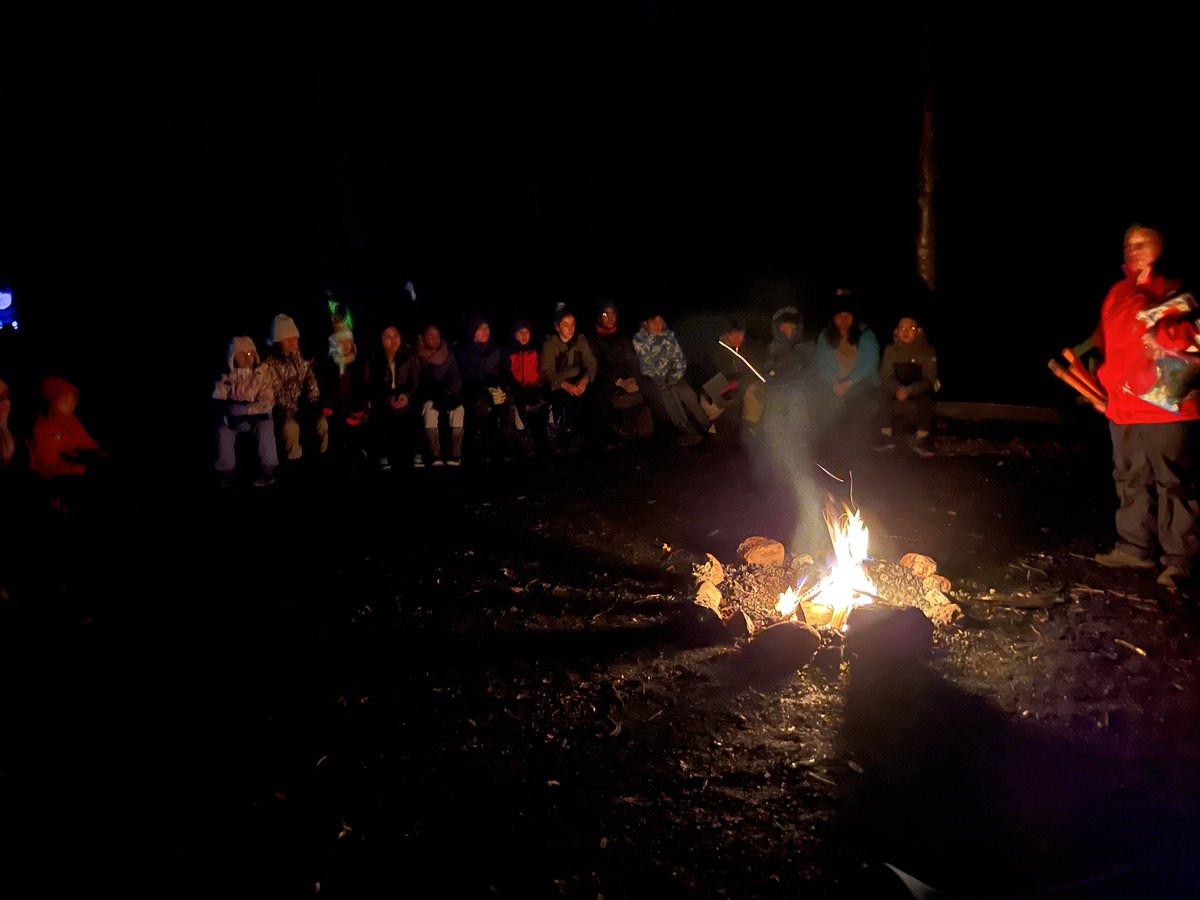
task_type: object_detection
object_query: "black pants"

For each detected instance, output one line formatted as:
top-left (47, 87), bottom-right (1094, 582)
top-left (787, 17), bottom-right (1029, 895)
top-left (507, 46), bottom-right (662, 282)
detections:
top-left (1110, 420), bottom-right (1200, 567)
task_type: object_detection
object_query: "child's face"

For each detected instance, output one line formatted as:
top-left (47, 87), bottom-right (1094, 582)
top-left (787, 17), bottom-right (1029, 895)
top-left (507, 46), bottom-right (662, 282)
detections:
top-left (645, 316), bottom-right (666, 336)
top-left (279, 336), bottom-right (300, 355)
top-left (556, 316), bottom-right (576, 342)
top-left (474, 323), bottom-right (491, 344)
top-left (52, 392), bottom-right (77, 417)
top-left (834, 311), bottom-right (854, 334)
top-left (233, 349), bottom-right (256, 369)
top-left (381, 327), bottom-right (400, 355)
top-left (515, 327), bottom-right (531, 346)
top-left (895, 318), bottom-right (920, 344)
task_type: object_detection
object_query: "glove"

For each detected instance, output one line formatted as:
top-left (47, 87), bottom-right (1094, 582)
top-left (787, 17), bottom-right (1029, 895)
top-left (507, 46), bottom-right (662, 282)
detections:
top-left (488, 386), bottom-right (509, 406)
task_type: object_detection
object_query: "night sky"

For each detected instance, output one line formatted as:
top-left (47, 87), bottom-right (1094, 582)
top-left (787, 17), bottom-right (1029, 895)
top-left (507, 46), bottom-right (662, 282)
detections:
top-left (4, 4), bottom-right (1200, 458)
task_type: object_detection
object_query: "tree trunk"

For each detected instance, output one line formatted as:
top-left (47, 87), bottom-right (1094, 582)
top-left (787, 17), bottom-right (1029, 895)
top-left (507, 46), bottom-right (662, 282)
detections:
top-left (916, 25), bottom-right (937, 294)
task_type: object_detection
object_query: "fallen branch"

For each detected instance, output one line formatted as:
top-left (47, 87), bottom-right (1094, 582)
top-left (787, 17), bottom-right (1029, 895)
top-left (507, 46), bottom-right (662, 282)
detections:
top-left (1113, 638), bottom-right (1148, 658)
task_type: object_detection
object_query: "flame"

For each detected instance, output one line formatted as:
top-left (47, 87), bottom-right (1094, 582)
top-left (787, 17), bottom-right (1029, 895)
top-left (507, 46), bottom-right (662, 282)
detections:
top-left (778, 504), bottom-right (876, 631)
top-left (776, 586), bottom-right (800, 618)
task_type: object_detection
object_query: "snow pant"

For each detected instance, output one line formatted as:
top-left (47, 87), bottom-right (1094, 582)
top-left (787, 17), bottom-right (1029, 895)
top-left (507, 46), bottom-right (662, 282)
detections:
top-left (548, 386), bottom-right (592, 448)
top-left (278, 408), bottom-right (329, 460)
top-left (465, 393), bottom-right (516, 462)
top-left (884, 392), bottom-right (934, 436)
top-left (1110, 420), bottom-right (1200, 568)
top-left (216, 415), bottom-right (279, 475)
top-left (598, 389), bottom-right (654, 442)
top-left (422, 400), bottom-right (464, 461)
top-left (641, 375), bottom-right (706, 436)
top-left (511, 388), bottom-right (551, 455)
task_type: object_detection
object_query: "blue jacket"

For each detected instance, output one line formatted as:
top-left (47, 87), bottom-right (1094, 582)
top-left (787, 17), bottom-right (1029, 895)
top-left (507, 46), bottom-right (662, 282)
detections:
top-left (814, 327), bottom-right (881, 388)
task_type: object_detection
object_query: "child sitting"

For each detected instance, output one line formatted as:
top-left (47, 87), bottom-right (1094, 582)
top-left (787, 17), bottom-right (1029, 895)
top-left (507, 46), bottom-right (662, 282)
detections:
top-left (28, 376), bottom-right (106, 480)
top-left (874, 316), bottom-right (938, 458)
top-left (213, 336), bottom-right (279, 486)
top-left (0, 378), bottom-right (13, 469)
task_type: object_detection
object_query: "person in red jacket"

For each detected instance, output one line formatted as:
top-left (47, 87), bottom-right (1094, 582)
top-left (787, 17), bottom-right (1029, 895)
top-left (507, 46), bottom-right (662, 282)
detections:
top-left (28, 376), bottom-right (108, 482)
top-left (1093, 225), bottom-right (1200, 588)
top-left (508, 320), bottom-right (550, 457)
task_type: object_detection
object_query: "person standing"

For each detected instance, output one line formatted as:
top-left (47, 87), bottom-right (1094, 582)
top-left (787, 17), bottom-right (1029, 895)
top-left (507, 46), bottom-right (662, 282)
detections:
top-left (1093, 225), bottom-right (1200, 589)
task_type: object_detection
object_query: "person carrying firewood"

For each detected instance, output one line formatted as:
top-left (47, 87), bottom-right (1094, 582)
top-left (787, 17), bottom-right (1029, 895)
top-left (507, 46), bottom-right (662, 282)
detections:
top-left (1092, 224), bottom-right (1200, 589)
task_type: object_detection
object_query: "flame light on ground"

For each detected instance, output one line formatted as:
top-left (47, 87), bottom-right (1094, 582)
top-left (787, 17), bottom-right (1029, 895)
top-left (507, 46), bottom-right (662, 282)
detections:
top-left (777, 504), bottom-right (876, 631)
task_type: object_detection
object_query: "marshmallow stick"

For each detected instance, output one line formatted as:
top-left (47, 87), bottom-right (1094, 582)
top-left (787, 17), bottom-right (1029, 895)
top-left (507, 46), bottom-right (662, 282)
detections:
top-left (718, 341), bottom-right (767, 383)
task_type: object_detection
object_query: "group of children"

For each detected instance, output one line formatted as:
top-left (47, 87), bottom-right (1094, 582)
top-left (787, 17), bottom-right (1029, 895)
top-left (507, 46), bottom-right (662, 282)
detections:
top-left (211, 302), bottom-right (737, 484)
top-left (210, 296), bottom-right (942, 485)
top-left (719, 300), bottom-right (940, 458)
top-left (0, 298), bottom-right (940, 502)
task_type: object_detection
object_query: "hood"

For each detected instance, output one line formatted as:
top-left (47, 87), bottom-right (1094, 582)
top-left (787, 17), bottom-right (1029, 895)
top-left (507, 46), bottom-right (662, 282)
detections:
top-left (771, 306), bottom-right (803, 334)
top-left (226, 336), bottom-right (260, 370)
top-left (41, 375), bottom-right (80, 408)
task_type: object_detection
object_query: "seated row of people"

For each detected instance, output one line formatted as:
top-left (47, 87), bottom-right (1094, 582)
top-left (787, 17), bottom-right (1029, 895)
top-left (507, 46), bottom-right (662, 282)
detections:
top-left (211, 302), bottom-right (720, 484)
top-left (735, 299), bottom-right (939, 457)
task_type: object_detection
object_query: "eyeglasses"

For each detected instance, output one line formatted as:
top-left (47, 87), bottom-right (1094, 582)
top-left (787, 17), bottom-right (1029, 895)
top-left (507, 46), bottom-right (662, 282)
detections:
top-left (897, 326), bottom-right (918, 333)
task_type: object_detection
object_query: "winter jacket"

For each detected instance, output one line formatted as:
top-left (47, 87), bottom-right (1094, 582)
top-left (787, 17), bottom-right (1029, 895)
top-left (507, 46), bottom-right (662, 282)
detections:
top-left (765, 307), bottom-right (813, 385)
top-left (1096, 269), bottom-right (1200, 424)
top-left (633, 327), bottom-right (688, 384)
top-left (213, 337), bottom-right (275, 418)
top-left (540, 332), bottom-right (598, 390)
top-left (263, 351), bottom-right (321, 414)
top-left (417, 332), bottom-right (463, 408)
top-left (814, 324), bottom-right (881, 388)
top-left (367, 345), bottom-right (420, 412)
top-left (28, 378), bottom-right (100, 479)
top-left (591, 329), bottom-right (642, 387)
top-left (880, 334), bottom-right (938, 396)
top-left (457, 338), bottom-right (506, 397)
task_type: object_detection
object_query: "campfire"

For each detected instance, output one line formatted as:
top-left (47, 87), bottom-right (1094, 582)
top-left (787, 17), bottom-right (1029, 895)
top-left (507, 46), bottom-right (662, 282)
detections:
top-left (777, 504), bottom-right (876, 632)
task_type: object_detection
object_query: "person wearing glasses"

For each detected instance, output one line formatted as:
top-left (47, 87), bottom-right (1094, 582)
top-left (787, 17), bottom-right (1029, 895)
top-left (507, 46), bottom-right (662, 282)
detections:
top-left (872, 317), bottom-right (938, 458)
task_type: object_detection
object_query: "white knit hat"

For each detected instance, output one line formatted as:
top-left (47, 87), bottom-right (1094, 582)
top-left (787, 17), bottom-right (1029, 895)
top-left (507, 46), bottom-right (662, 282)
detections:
top-left (268, 313), bottom-right (300, 346)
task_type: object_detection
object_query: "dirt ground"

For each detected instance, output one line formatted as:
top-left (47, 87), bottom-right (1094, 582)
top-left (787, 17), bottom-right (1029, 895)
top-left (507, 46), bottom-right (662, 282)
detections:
top-left (2, 416), bottom-right (1199, 898)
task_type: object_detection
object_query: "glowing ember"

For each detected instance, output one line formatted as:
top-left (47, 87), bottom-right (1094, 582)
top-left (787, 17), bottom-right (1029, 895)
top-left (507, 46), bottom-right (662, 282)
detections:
top-left (778, 504), bottom-right (876, 631)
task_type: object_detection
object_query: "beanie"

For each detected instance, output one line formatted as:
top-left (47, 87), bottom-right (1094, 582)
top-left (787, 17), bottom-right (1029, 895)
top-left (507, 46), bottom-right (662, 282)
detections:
top-left (268, 314), bottom-right (300, 346)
